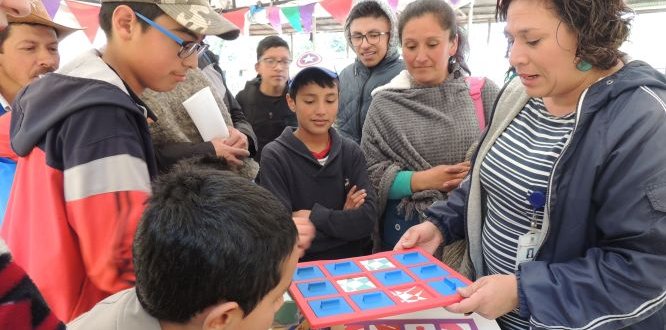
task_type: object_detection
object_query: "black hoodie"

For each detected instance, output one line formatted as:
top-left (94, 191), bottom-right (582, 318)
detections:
top-left (259, 127), bottom-right (378, 261)
top-left (236, 76), bottom-right (296, 161)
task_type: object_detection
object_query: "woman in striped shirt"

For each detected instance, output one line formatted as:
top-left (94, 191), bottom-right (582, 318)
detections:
top-left (396, 0), bottom-right (666, 329)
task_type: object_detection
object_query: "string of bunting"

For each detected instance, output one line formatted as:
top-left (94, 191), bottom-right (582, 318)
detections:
top-left (33, 0), bottom-right (471, 43)
top-left (221, 0), bottom-right (470, 36)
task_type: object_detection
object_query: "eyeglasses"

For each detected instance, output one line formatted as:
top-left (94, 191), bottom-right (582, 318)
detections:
top-left (350, 31), bottom-right (389, 46)
top-left (260, 57), bottom-right (292, 68)
top-left (134, 11), bottom-right (209, 59)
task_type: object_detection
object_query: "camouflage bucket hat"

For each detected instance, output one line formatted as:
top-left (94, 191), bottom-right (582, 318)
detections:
top-left (102, 0), bottom-right (240, 40)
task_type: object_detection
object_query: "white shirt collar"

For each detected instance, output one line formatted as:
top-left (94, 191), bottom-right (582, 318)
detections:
top-left (0, 93), bottom-right (10, 111)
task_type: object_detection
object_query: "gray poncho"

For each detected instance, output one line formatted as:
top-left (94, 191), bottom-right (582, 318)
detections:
top-left (361, 70), bottom-right (498, 268)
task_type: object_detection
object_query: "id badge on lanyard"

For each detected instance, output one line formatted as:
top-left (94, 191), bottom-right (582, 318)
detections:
top-left (516, 191), bottom-right (546, 270)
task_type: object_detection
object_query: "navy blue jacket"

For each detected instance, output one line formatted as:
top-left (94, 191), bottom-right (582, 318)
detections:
top-left (426, 61), bottom-right (666, 329)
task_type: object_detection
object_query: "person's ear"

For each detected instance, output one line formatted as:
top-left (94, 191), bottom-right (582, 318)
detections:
top-left (112, 5), bottom-right (139, 41)
top-left (449, 33), bottom-right (459, 57)
top-left (202, 301), bottom-right (244, 330)
top-left (286, 93), bottom-right (296, 113)
top-left (254, 61), bottom-right (260, 73)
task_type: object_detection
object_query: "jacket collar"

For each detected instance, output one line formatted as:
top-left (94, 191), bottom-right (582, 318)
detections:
top-left (580, 60), bottom-right (666, 114)
top-left (353, 49), bottom-right (401, 76)
top-left (0, 93), bottom-right (10, 112)
top-left (276, 127), bottom-right (342, 165)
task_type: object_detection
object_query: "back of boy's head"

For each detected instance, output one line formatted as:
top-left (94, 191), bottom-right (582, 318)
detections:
top-left (288, 67), bottom-right (339, 99)
top-left (256, 35), bottom-right (289, 60)
top-left (133, 164), bottom-right (297, 323)
top-left (99, 0), bottom-right (240, 40)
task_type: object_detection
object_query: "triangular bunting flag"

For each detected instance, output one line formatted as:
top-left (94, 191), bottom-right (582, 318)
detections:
top-left (42, 0), bottom-right (61, 18)
top-left (299, 3), bottom-right (316, 33)
top-left (319, 0), bottom-right (352, 25)
top-left (281, 6), bottom-right (302, 33)
top-left (65, 0), bottom-right (100, 43)
top-left (222, 8), bottom-right (248, 34)
top-left (268, 6), bottom-right (281, 34)
top-left (249, 4), bottom-right (264, 17)
top-left (388, 0), bottom-right (398, 10)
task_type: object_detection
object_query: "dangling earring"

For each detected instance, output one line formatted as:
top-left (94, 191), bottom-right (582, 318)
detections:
top-left (448, 56), bottom-right (461, 78)
top-left (576, 59), bottom-right (592, 72)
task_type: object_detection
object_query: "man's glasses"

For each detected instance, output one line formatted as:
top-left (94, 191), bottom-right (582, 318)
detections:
top-left (134, 11), bottom-right (209, 59)
top-left (350, 31), bottom-right (389, 46)
top-left (260, 57), bottom-right (292, 68)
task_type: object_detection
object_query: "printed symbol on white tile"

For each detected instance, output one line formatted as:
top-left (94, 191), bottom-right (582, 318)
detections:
top-left (337, 277), bottom-right (376, 293)
top-left (390, 286), bottom-right (429, 303)
top-left (360, 258), bottom-right (395, 271)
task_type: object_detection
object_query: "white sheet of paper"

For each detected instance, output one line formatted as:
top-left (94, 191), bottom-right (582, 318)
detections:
top-left (182, 86), bottom-right (229, 141)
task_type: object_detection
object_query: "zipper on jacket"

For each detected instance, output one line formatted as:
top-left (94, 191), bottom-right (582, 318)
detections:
top-left (534, 88), bottom-right (588, 259)
top-left (356, 68), bottom-right (373, 139)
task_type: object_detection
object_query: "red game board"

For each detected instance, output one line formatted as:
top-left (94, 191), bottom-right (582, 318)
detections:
top-left (288, 248), bottom-right (472, 329)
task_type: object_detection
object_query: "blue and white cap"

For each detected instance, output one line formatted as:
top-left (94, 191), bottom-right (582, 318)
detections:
top-left (288, 51), bottom-right (339, 91)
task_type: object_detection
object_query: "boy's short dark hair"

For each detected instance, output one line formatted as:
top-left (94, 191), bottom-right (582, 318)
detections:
top-left (288, 67), bottom-right (339, 99)
top-left (256, 35), bottom-right (290, 61)
top-left (133, 165), bottom-right (297, 323)
top-left (99, 2), bottom-right (164, 37)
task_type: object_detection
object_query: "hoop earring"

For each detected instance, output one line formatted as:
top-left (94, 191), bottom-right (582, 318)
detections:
top-left (576, 59), bottom-right (592, 72)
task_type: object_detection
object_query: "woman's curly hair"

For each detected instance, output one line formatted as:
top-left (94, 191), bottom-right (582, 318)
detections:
top-left (496, 0), bottom-right (633, 70)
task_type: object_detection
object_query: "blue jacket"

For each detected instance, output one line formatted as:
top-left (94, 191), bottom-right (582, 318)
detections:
top-left (336, 0), bottom-right (404, 144)
top-left (337, 54), bottom-right (404, 144)
top-left (426, 61), bottom-right (666, 329)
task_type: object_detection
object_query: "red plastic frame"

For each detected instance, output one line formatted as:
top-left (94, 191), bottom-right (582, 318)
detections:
top-left (288, 247), bottom-right (472, 329)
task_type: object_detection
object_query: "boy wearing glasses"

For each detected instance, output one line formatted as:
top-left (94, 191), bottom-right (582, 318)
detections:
top-left (0, 0), bottom-right (238, 322)
top-left (259, 66), bottom-right (378, 261)
top-left (236, 35), bottom-right (296, 162)
top-left (337, 0), bottom-right (403, 144)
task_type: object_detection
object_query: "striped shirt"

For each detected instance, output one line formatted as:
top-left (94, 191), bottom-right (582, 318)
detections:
top-left (479, 98), bottom-right (575, 329)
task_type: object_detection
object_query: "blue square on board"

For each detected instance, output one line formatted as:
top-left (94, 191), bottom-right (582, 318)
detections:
top-left (308, 297), bottom-right (354, 318)
top-left (297, 280), bottom-right (338, 298)
top-left (428, 277), bottom-right (467, 296)
top-left (410, 264), bottom-right (449, 280)
top-left (351, 291), bottom-right (395, 310)
top-left (394, 251), bottom-right (428, 265)
top-left (293, 266), bottom-right (325, 281)
top-left (373, 269), bottom-right (414, 286)
top-left (324, 261), bottom-right (361, 276)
